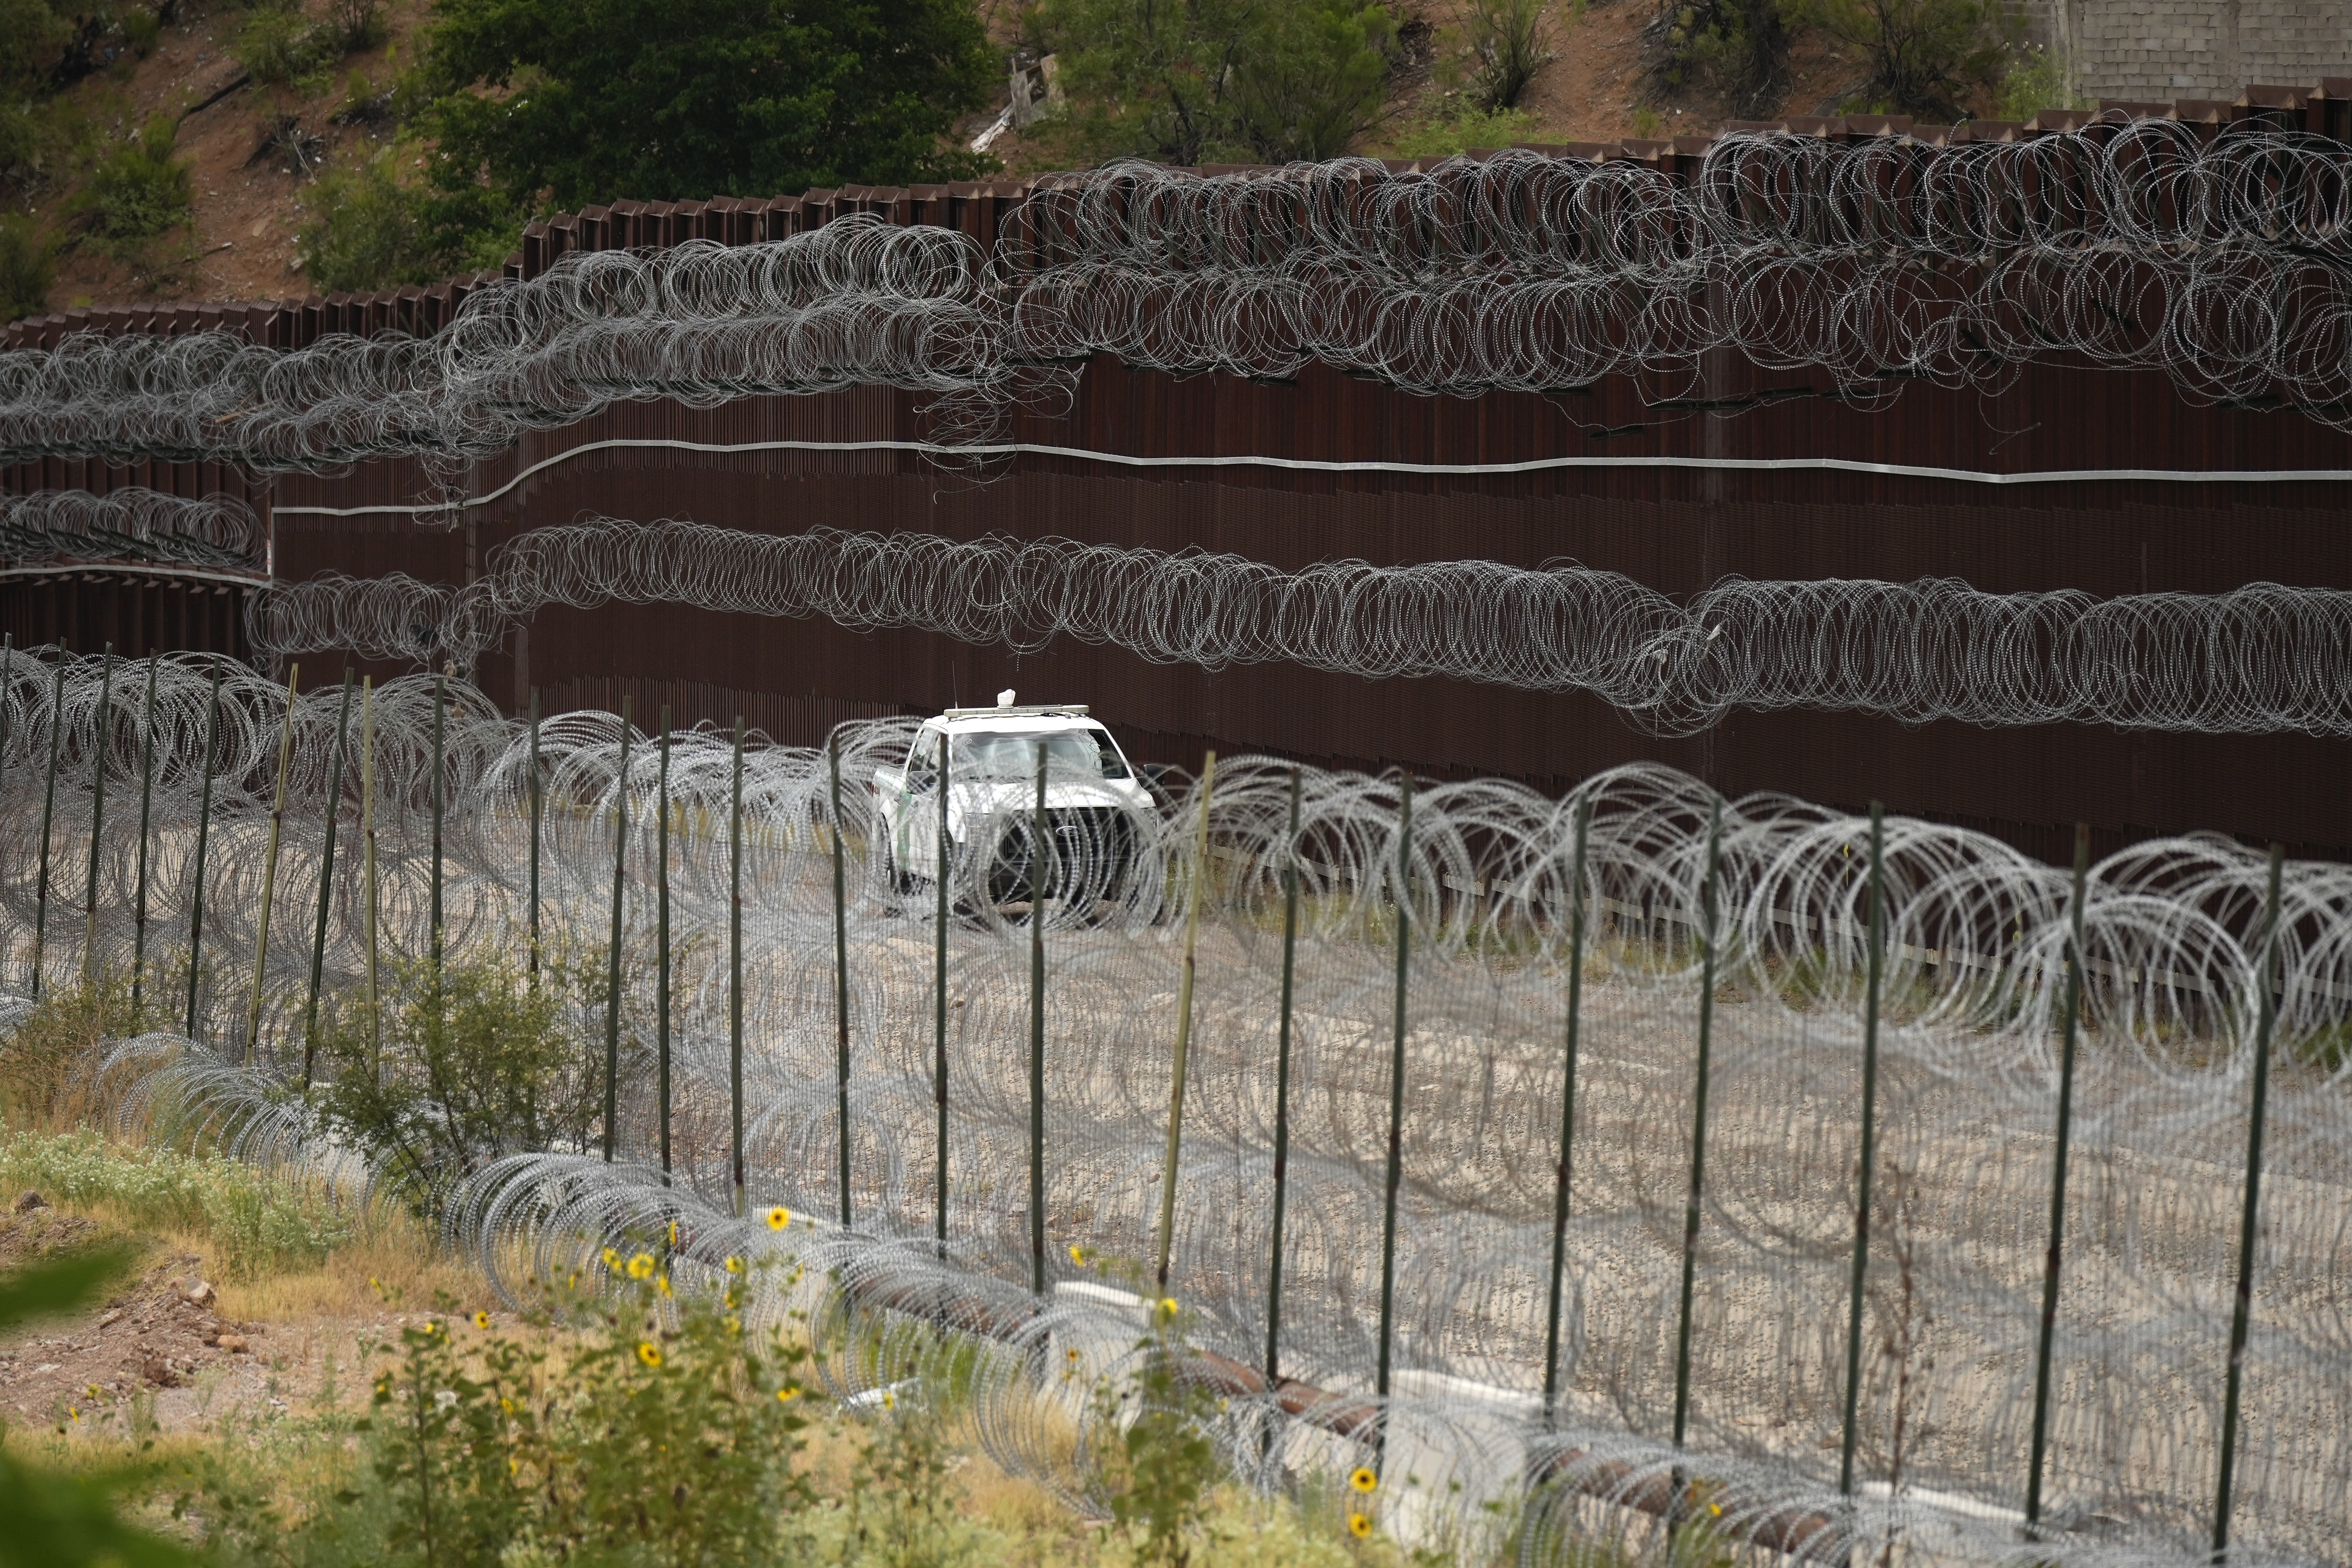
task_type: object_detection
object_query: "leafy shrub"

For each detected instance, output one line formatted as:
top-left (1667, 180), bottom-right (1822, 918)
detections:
top-left (413, 0), bottom-right (997, 216)
top-left (332, 67), bottom-right (392, 125)
top-left (190, 1271), bottom-right (819, 1568)
top-left (1457, 0), bottom-right (1553, 110)
top-left (80, 113), bottom-right (191, 245)
top-left (119, 5), bottom-right (161, 56)
top-left (1044, 0), bottom-right (1395, 165)
top-left (0, 972), bottom-right (144, 1129)
top-left (327, 0), bottom-right (386, 51)
top-left (0, 1130), bottom-right (356, 1278)
top-left (1097, 1302), bottom-right (1224, 1566)
top-left (234, 3), bottom-right (342, 87)
top-left (1384, 103), bottom-right (1537, 158)
top-left (1994, 42), bottom-right (2079, 120)
top-left (1657, 0), bottom-right (1792, 118)
top-left (829, 1383), bottom-right (983, 1567)
top-left (317, 949), bottom-right (606, 1213)
top-left (297, 148), bottom-right (438, 291)
top-left (0, 215), bottom-right (52, 321)
top-left (1792, 0), bottom-right (2017, 120)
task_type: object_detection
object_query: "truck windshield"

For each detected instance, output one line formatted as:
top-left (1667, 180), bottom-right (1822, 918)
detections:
top-left (954, 729), bottom-right (1129, 779)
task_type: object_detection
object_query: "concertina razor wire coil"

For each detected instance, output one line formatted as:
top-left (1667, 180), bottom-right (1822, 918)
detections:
top-left (12, 125), bottom-right (2352, 472)
top-left (243, 516), bottom-right (2352, 738)
top-left (0, 646), bottom-right (2345, 1565)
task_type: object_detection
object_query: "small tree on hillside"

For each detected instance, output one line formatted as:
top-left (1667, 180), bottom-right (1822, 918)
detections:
top-left (1659, 0), bottom-right (1794, 120)
top-left (1042, 0), bottom-right (1395, 166)
top-left (1458, 0), bottom-right (1553, 111)
top-left (410, 0), bottom-right (998, 213)
top-left (1795, 0), bottom-right (2017, 121)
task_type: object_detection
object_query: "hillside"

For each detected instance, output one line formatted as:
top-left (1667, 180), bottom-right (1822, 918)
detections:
top-left (10, 0), bottom-right (435, 310)
top-left (6, 0), bottom-right (1965, 320)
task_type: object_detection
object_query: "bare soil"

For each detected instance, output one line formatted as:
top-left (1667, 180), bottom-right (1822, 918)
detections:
top-left (17, 0), bottom-right (433, 314)
top-left (0, 1197), bottom-right (458, 1436)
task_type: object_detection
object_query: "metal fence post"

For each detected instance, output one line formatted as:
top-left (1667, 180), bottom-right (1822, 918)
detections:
top-left (361, 678), bottom-right (380, 1078)
top-left (2213, 843), bottom-right (2287, 1564)
top-left (1377, 771), bottom-right (1414, 1410)
top-left (830, 730), bottom-right (854, 1229)
top-left (1671, 793), bottom-right (1725, 1451)
top-left (130, 653), bottom-right (158, 1020)
top-left (1155, 751), bottom-right (1216, 1295)
top-left (302, 672), bottom-right (355, 1090)
top-left (935, 731), bottom-right (952, 1254)
top-left (657, 706), bottom-right (672, 1179)
top-left (1029, 739), bottom-right (1049, 1295)
top-left (429, 671), bottom-right (446, 980)
top-left (528, 689), bottom-right (542, 988)
top-left (1544, 789), bottom-right (1594, 1416)
top-left (33, 646), bottom-right (67, 1001)
top-left (182, 665), bottom-right (222, 1037)
top-left (602, 696), bottom-right (632, 1162)
top-left (1839, 803), bottom-right (1888, 1495)
top-left (246, 663), bottom-right (299, 1065)
top-left (1264, 766), bottom-right (1302, 1387)
top-left (2025, 823), bottom-right (2092, 1532)
top-left (80, 645), bottom-right (113, 986)
top-left (729, 715), bottom-right (745, 1218)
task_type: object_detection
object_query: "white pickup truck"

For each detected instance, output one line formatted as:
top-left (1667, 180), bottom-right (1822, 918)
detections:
top-left (869, 699), bottom-right (1166, 916)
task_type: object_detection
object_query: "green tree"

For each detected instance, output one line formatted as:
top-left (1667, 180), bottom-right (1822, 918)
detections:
top-left (77, 113), bottom-right (192, 255)
top-left (1457, 0), bottom-right (1553, 111)
top-left (1043, 0), bottom-right (1395, 167)
top-left (1658, 0), bottom-right (1792, 118)
top-left (318, 951), bottom-right (606, 1214)
top-left (1795, 0), bottom-right (2016, 120)
top-left (0, 215), bottom-right (55, 321)
top-left (408, 0), bottom-right (998, 217)
top-left (0, 0), bottom-right (70, 182)
top-left (1994, 42), bottom-right (2080, 120)
top-left (298, 148), bottom-right (446, 292)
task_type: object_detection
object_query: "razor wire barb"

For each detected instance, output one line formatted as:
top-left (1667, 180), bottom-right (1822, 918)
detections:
top-left (0, 645), bottom-right (2346, 1567)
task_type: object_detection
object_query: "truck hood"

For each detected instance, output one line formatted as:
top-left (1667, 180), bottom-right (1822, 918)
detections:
top-left (942, 776), bottom-right (1153, 818)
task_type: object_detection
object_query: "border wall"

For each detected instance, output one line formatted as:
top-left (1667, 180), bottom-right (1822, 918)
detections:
top-left (8, 89), bottom-right (2352, 865)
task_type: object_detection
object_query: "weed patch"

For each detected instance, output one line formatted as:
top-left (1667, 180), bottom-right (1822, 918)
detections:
top-left (0, 1131), bottom-right (354, 1280)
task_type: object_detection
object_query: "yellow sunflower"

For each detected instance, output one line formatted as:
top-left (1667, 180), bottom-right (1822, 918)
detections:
top-left (626, 1252), bottom-right (655, 1280)
top-left (472, 1310), bottom-right (492, 1330)
top-left (637, 1341), bottom-right (663, 1369)
top-left (766, 1206), bottom-right (792, 1232)
top-left (1348, 1512), bottom-right (1373, 1538)
top-left (1349, 1466), bottom-right (1378, 1494)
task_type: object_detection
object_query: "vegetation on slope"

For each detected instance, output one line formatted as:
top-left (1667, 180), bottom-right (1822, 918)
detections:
top-left (1, 0), bottom-right (2087, 320)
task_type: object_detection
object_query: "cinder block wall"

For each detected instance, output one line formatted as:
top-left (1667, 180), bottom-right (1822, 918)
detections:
top-left (2034, 0), bottom-right (2352, 101)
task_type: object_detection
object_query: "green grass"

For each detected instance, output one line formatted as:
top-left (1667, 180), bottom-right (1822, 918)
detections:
top-left (0, 1130), bottom-right (356, 1280)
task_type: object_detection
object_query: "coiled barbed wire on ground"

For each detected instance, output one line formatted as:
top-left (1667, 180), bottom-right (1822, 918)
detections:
top-left (12, 124), bottom-right (2352, 473)
top-left (248, 516), bottom-right (2352, 737)
top-left (0, 646), bottom-right (2346, 1565)
top-left (0, 489), bottom-right (263, 573)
